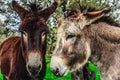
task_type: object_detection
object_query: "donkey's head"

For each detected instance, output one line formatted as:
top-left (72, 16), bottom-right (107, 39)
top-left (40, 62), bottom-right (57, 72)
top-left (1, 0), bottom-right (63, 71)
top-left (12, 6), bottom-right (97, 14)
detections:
top-left (12, 0), bottom-right (57, 76)
top-left (50, 7), bottom-right (110, 77)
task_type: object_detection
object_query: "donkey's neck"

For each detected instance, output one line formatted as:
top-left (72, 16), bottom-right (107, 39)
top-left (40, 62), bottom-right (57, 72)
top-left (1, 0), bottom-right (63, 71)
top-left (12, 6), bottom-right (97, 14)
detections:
top-left (86, 23), bottom-right (120, 74)
top-left (90, 22), bottom-right (120, 44)
top-left (88, 22), bottom-right (120, 72)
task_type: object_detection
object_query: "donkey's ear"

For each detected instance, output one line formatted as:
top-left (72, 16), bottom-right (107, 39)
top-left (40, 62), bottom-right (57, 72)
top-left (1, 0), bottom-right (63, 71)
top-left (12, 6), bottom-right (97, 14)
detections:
top-left (12, 1), bottom-right (28, 20)
top-left (40, 2), bottom-right (58, 21)
top-left (84, 7), bottom-right (111, 25)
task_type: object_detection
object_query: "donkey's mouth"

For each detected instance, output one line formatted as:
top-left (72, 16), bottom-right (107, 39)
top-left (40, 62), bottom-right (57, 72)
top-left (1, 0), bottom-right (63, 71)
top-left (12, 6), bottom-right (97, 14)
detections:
top-left (50, 56), bottom-right (70, 77)
top-left (54, 69), bottom-right (69, 77)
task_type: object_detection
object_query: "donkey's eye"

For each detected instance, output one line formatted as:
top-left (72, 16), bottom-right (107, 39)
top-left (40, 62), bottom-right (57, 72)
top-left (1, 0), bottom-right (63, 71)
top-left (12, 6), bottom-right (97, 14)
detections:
top-left (20, 30), bottom-right (27, 36)
top-left (23, 32), bottom-right (27, 37)
top-left (41, 32), bottom-right (47, 40)
top-left (41, 32), bottom-right (47, 44)
top-left (41, 32), bottom-right (47, 37)
top-left (66, 35), bottom-right (75, 40)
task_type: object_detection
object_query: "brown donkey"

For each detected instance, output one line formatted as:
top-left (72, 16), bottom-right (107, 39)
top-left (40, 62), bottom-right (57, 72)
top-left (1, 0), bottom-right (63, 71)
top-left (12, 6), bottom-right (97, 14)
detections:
top-left (0, 0), bottom-right (58, 80)
top-left (50, 7), bottom-right (120, 80)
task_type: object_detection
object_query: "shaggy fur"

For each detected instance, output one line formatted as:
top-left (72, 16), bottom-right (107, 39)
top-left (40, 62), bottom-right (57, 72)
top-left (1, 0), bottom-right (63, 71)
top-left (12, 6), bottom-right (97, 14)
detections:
top-left (0, 1), bottom-right (58, 80)
top-left (87, 22), bottom-right (120, 80)
top-left (50, 7), bottom-right (120, 80)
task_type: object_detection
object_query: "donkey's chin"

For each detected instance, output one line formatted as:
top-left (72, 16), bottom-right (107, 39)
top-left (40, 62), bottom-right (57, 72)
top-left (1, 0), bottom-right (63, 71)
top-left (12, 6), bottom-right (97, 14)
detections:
top-left (69, 63), bottom-right (86, 73)
top-left (26, 64), bottom-right (42, 77)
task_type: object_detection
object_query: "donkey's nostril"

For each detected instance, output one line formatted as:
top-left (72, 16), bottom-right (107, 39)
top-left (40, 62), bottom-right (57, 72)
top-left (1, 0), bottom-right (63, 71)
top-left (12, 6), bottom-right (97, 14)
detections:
top-left (52, 68), bottom-right (60, 75)
top-left (53, 68), bottom-right (63, 77)
top-left (38, 65), bottom-right (41, 69)
top-left (36, 64), bottom-right (42, 71)
top-left (28, 65), bottom-right (32, 70)
top-left (56, 68), bottom-right (59, 73)
top-left (27, 64), bottom-right (42, 75)
top-left (28, 64), bottom-right (41, 70)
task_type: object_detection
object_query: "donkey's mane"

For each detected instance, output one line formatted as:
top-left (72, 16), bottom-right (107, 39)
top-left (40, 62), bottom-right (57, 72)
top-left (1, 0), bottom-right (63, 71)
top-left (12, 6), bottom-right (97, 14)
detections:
top-left (29, 3), bottom-right (42, 12)
top-left (66, 6), bottom-right (119, 27)
top-left (94, 16), bottom-right (119, 27)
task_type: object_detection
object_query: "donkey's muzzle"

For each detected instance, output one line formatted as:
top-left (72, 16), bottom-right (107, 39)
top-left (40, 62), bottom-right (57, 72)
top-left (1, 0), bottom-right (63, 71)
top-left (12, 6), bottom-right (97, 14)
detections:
top-left (50, 56), bottom-right (69, 77)
top-left (27, 51), bottom-right (43, 76)
top-left (28, 64), bottom-right (41, 75)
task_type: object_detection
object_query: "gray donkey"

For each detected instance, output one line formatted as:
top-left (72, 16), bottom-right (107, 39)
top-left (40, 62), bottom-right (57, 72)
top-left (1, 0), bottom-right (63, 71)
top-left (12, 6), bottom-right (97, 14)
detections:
top-left (50, 7), bottom-right (120, 80)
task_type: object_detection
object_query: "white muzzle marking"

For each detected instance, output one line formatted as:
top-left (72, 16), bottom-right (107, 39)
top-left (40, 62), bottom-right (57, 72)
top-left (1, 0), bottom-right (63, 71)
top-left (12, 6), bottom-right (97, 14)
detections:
top-left (50, 56), bottom-right (69, 77)
top-left (27, 52), bottom-right (42, 75)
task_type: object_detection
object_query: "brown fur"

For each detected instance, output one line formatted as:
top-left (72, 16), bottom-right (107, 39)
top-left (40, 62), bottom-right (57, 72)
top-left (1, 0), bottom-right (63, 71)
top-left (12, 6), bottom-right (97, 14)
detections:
top-left (0, 1), bottom-right (58, 80)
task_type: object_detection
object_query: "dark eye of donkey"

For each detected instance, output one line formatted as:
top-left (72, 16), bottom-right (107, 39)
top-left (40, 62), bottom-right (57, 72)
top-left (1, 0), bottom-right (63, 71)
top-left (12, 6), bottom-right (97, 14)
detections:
top-left (66, 35), bottom-right (75, 40)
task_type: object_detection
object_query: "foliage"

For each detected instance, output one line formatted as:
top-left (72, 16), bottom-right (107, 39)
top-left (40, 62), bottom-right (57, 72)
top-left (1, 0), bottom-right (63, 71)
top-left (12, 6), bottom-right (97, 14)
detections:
top-left (88, 61), bottom-right (101, 80)
top-left (0, 22), bottom-right (15, 43)
top-left (47, 26), bottom-right (57, 54)
top-left (0, 71), bottom-right (3, 80)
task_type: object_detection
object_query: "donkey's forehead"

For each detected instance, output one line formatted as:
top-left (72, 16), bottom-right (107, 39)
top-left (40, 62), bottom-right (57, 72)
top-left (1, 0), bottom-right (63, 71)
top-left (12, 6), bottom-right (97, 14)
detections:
top-left (24, 14), bottom-right (46, 23)
top-left (20, 24), bottom-right (48, 32)
top-left (60, 20), bottom-right (82, 34)
top-left (66, 10), bottom-right (86, 21)
top-left (57, 26), bottom-right (81, 39)
top-left (20, 16), bottom-right (48, 31)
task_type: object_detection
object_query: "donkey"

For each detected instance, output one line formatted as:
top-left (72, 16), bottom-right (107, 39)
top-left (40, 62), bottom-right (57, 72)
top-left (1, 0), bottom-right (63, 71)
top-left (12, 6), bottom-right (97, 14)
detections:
top-left (50, 7), bottom-right (120, 80)
top-left (0, 0), bottom-right (58, 80)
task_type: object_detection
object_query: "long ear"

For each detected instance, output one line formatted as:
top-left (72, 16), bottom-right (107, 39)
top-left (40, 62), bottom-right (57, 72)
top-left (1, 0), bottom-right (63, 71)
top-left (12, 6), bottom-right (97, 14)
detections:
top-left (84, 7), bottom-right (111, 25)
top-left (40, 2), bottom-right (58, 21)
top-left (12, 1), bottom-right (29, 20)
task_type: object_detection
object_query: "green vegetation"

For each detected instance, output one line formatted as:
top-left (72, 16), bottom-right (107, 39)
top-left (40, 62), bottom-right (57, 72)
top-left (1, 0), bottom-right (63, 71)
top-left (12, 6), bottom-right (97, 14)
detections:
top-left (88, 61), bottom-right (101, 80)
top-left (0, 71), bottom-right (3, 80)
top-left (0, 56), bottom-right (101, 80)
top-left (47, 27), bottom-right (57, 54)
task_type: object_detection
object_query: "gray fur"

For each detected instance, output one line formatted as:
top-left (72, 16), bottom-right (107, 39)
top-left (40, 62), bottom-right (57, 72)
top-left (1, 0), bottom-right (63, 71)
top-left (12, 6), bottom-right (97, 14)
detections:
top-left (51, 8), bottom-right (120, 80)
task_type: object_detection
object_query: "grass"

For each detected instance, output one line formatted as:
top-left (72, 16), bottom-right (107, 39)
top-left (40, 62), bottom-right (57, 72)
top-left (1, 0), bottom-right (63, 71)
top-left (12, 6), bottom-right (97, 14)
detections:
top-left (0, 56), bottom-right (101, 80)
top-left (88, 61), bottom-right (101, 80)
top-left (0, 71), bottom-right (3, 80)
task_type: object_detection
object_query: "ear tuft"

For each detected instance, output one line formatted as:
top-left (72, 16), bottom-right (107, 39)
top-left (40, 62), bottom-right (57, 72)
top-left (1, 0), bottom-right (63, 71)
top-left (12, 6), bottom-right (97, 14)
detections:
top-left (29, 3), bottom-right (42, 12)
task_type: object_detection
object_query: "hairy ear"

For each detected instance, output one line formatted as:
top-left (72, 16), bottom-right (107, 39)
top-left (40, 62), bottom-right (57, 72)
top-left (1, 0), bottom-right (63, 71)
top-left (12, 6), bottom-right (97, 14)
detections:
top-left (40, 2), bottom-right (58, 21)
top-left (84, 7), bottom-right (111, 25)
top-left (12, 1), bottom-right (28, 20)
